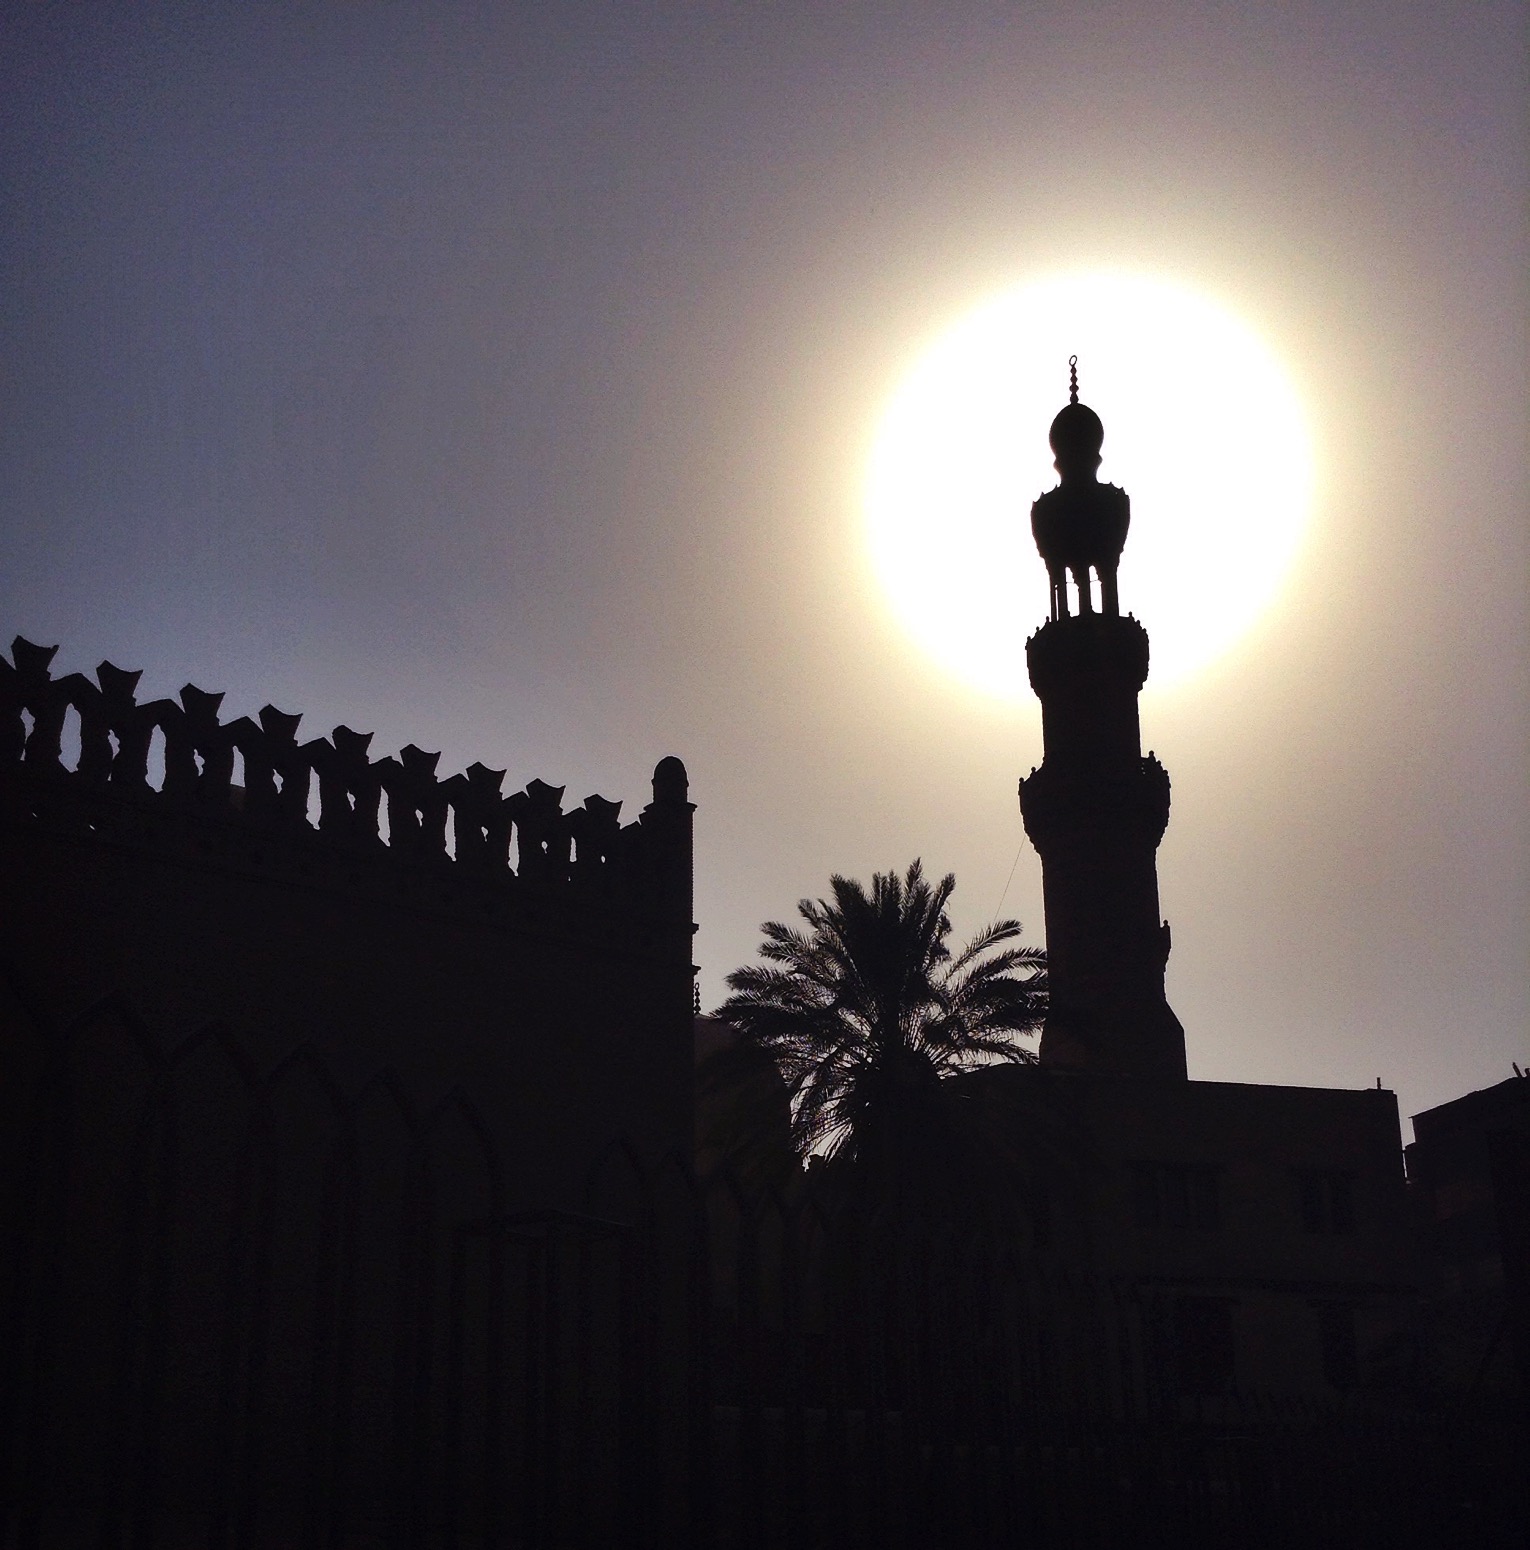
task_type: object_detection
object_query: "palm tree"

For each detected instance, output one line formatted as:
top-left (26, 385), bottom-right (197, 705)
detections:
top-left (718, 860), bottom-right (1046, 1215)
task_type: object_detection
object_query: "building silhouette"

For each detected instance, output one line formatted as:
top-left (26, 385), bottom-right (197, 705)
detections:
top-left (962, 365), bottom-right (1422, 1398)
top-left (1406, 1072), bottom-right (1530, 1396)
top-left (0, 651), bottom-right (696, 1541)
top-left (1, 369), bottom-right (1522, 1545)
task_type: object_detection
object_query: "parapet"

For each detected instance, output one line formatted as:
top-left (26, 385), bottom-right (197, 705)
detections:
top-left (0, 636), bottom-right (691, 926)
top-left (1020, 754), bottom-right (1171, 851)
top-left (1025, 612), bottom-right (1151, 699)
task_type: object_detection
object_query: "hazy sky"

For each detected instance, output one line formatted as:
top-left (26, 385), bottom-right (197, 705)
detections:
top-left (3, 2), bottom-right (1525, 1128)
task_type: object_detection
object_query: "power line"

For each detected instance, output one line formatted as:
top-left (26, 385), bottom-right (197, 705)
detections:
top-left (991, 835), bottom-right (1025, 926)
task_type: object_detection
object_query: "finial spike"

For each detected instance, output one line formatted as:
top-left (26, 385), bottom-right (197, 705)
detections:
top-left (1068, 355), bottom-right (1079, 405)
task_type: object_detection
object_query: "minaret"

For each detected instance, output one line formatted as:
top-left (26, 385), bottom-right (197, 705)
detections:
top-left (1019, 359), bottom-right (1187, 1080)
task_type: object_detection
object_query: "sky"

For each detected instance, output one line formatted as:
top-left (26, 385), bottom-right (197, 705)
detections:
top-left (2, 2), bottom-right (1525, 1130)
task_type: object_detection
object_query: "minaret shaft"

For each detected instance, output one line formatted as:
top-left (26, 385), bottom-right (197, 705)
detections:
top-left (1020, 615), bottom-right (1185, 1079)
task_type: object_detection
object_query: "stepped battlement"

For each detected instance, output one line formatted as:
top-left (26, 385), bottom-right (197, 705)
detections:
top-left (0, 636), bottom-right (690, 921)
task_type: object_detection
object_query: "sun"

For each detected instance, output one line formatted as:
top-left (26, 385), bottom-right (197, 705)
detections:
top-left (865, 271), bottom-right (1315, 699)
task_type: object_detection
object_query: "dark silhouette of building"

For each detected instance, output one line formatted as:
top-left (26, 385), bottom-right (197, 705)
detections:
top-left (1, 373), bottom-right (1521, 1545)
top-left (0, 640), bottom-right (694, 1205)
top-left (1406, 1071), bottom-right (1530, 1397)
top-left (970, 365), bottom-right (1424, 1400)
top-left (694, 1013), bottom-right (797, 1195)
top-left (0, 641), bottom-right (695, 1540)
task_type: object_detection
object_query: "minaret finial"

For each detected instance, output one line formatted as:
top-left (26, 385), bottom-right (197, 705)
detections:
top-left (1068, 355), bottom-right (1079, 405)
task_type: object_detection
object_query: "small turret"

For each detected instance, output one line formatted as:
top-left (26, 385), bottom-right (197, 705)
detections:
top-left (1030, 357), bottom-right (1131, 620)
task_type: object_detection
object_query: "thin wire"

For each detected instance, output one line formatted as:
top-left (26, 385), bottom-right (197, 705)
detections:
top-left (990, 835), bottom-right (1025, 926)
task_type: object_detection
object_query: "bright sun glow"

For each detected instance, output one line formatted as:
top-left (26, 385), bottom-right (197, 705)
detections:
top-left (866, 271), bottom-right (1315, 698)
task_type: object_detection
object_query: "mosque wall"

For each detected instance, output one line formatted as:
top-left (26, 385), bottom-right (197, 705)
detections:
top-left (0, 635), bottom-right (697, 1209)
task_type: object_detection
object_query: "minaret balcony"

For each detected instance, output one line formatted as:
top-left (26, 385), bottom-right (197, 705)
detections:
top-left (1019, 755), bottom-right (1171, 851)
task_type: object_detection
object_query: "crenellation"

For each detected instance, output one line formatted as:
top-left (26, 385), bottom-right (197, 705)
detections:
top-left (0, 635), bottom-right (679, 904)
top-left (377, 742), bottom-right (449, 861)
top-left (567, 792), bottom-right (625, 877)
